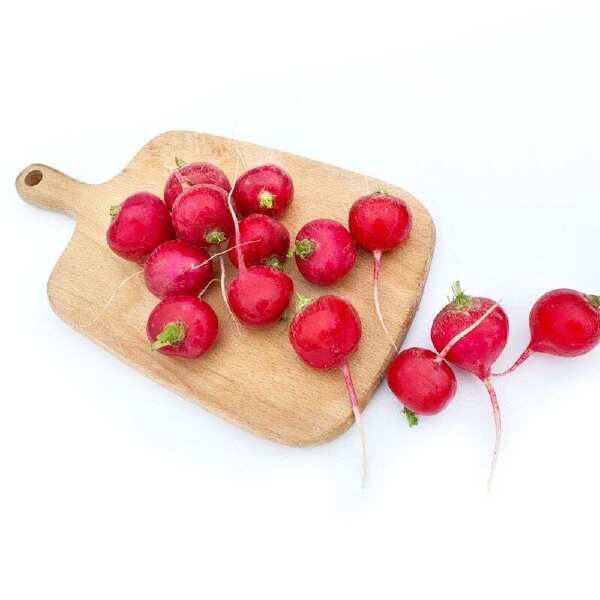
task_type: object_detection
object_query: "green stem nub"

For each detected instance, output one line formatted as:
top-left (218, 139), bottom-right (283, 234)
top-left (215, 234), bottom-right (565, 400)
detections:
top-left (175, 157), bottom-right (186, 169)
top-left (205, 229), bottom-right (226, 245)
top-left (295, 293), bottom-right (313, 313)
top-left (259, 190), bottom-right (275, 209)
top-left (109, 204), bottom-right (121, 219)
top-left (263, 256), bottom-right (283, 270)
top-left (151, 321), bottom-right (186, 351)
top-left (403, 407), bottom-right (419, 427)
top-left (587, 294), bottom-right (600, 309)
top-left (449, 280), bottom-right (472, 310)
top-left (375, 187), bottom-right (388, 196)
top-left (292, 238), bottom-right (316, 260)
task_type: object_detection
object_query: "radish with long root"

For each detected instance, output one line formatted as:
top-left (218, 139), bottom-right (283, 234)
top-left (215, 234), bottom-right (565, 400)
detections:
top-left (228, 214), bottom-right (290, 269)
top-left (171, 184), bottom-right (234, 247)
top-left (348, 190), bottom-right (412, 351)
top-left (289, 294), bottom-right (367, 485)
top-left (232, 164), bottom-right (294, 218)
top-left (495, 288), bottom-right (600, 376)
top-left (147, 295), bottom-right (219, 358)
top-left (144, 240), bottom-right (214, 299)
top-left (107, 192), bottom-right (174, 262)
top-left (430, 282), bottom-right (508, 489)
top-left (164, 158), bottom-right (231, 211)
top-left (387, 348), bottom-right (457, 427)
top-left (225, 171), bottom-right (294, 326)
top-left (291, 218), bottom-right (356, 286)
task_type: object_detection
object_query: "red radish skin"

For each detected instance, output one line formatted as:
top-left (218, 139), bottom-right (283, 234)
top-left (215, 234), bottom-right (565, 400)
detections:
top-left (496, 289), bottom-right (600, 375)
top-left (171, 184), bottom-right (234, 247)
top-left (147, 295), bottom-right (218, 359)
top-left (387, 348), bottom-right (457, 424)
top-left (289, 294), bottom-right (367, 483)
top-left (292, 219), bottom-right (357, 286)
top-left (348, 190), bottom-right (413, 350)
top-left (431, 282), bottom-right (508, 489)
top-left (232, 164), bottom-right (294, 218)
top-left (164, 159), bottom-right (231, 211)
top-left (107, 192), bottom-right (174, 262)
top-left (228, 214), bottom-right (290, 269)
top-left (144, 240), bottom-right (213, 299)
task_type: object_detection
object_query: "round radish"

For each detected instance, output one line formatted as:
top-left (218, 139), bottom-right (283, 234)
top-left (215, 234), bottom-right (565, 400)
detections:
top-left (348, 190), bottom-right (412, 350)
top-left (292, 218), bottom-right (356, 286)
top-left (496, 289), bottom-right (600, 375)
top-left (430, 282), bottom-right (508, 488)
top-left (164, 159), bottom-right (231, 211)
top-left (144, 240), bottom-right (213, 299)
top-left (228, 214), bottom-right (290, 269)
top-left (107, 192), bottom-right (174, 262)
top-left (171, 184), bottom-right (234, 247)
top-left (387, 348), bottom-right (457, 424)
top-left (147, 295), bottom-right (218, 358)
top-left (232, 164), bottom-right (293, 218)
top-left (289, 294), bottom-right (367, 483)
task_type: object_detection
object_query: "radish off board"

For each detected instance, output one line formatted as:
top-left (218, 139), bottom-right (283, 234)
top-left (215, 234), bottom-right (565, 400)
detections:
top-left (15, 131), bottom-right (435, 446)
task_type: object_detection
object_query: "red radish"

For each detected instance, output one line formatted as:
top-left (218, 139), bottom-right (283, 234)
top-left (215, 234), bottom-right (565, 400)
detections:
top-left (147, 295), bottom-right (218, 358)
top-left (171, 184), bottom-right (234, 247)
top-left (292, 218), bottom-right (357, 286)
top-left (289, 294), bottom-right (366, 483)
top-left (496, 289), bottom-right (600, 375)
top-left (387, 348), bottom-right (457, 425)
top-left (144, 240), bottom-right (213, 299)
top-left (348, 190), bottom-right (412, 350)
top-left (232, 164), bottom-right (293, 218)
top-left (228, 214), bottom-right (290, 269)
top-left (107, 192), bottom-right (174, 262)
top-left (224, 174), bottom-right (294, 326)
top-left (163, 159), bottom-right (231, 211)
top-left (430, 282), bottom-right (508, 488)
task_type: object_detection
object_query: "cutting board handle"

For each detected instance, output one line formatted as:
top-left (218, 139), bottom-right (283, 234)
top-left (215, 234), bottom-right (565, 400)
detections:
top-left (15, 164), bottom-right (89, 217)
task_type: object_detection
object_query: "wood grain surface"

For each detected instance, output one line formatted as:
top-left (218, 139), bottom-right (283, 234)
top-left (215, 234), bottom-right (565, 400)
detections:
top-left (15, 131), bottom-right (435, 446)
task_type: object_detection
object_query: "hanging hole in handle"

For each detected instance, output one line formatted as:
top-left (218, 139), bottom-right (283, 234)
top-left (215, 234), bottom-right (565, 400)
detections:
top-left (25, 170), bottom-right (43, 186)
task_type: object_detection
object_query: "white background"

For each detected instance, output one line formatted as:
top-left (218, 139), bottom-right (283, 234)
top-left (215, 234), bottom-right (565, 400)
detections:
top-left (2, 1), bottom-right (599, 598)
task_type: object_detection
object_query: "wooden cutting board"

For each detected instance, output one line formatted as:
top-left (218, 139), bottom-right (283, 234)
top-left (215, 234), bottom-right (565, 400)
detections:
top-left (15, 131), bottom-right (435, 446)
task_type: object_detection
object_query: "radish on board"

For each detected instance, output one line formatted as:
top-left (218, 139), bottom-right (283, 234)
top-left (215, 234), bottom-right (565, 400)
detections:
top-left (291, 218), bottom-right (356, 286)
top-left (348, 190), bottom-right (412, 350)
top-left (289, 294), bottom-right (367, 484)
top-left (171, 184), bottom-right (234, 247)
top-left (232, 164), bottom-right (293, 218)
top-left (228, 214), bottom-right (290, 269)
top-left (387, 348), bottom-right (457, 426)
top-left (495, 288), bottom-right (600, 375)
top-left (144, 240), bottom-right (214, 299)
top-left (164, 159), bottom-right (231, 211)
top-left (107, 192), bottom-right (174, 262)
top-left (147, 295), bottom-right (218, 358)
top-left (430, 282), bottom-right (508, 488)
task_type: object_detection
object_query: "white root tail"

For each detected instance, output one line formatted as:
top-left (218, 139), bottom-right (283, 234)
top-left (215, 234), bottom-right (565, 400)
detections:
top-left (372, 250), bottom-right (398, 353)
top-left (219, 254), bottom-right (240, 335)
top-left (483, 377), bottom-right (502, 492)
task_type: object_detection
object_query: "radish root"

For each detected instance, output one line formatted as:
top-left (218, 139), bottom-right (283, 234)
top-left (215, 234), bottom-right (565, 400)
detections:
top-left (218, 254), bottom-right (240, 335)
top-left (482, 377), bottom-right (502, 492)
top-left (372, 250), bottom-right (398, 353)
top-left (493, 347), bottom-right (533, 376)
top-left (341, 362), bottom-right (368, 488)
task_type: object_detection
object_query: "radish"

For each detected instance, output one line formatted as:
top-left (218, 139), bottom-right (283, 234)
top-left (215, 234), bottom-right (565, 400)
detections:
top-left (348, 190), bottom-right (412, 350)
top-left (387, 348), bottom-right (457, 426)
top-left (147, 295), bottom-right (218, 358)
top-left (496, 288), bottom-right (600, 375)
top-left (228, 214), bottom-right (290, 269)
top-left (224, 173), bottom-right (294, 327)
top-left (232, 164), bottom-right (293, 218)
top-left (107, 192), bottom-right (174, 262)
top-left (164, 159), bottom-right (231, 211)
top-left (292, 218), bottom-right (356, 286)
top-left (171, 184), bottom-right (234, 247)
top-left (289, 294), bottom-right (367, 483)
top-left (144, 240), bottom-right (213, 299)
top-left (430, 282), bottom-right (508, 488)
